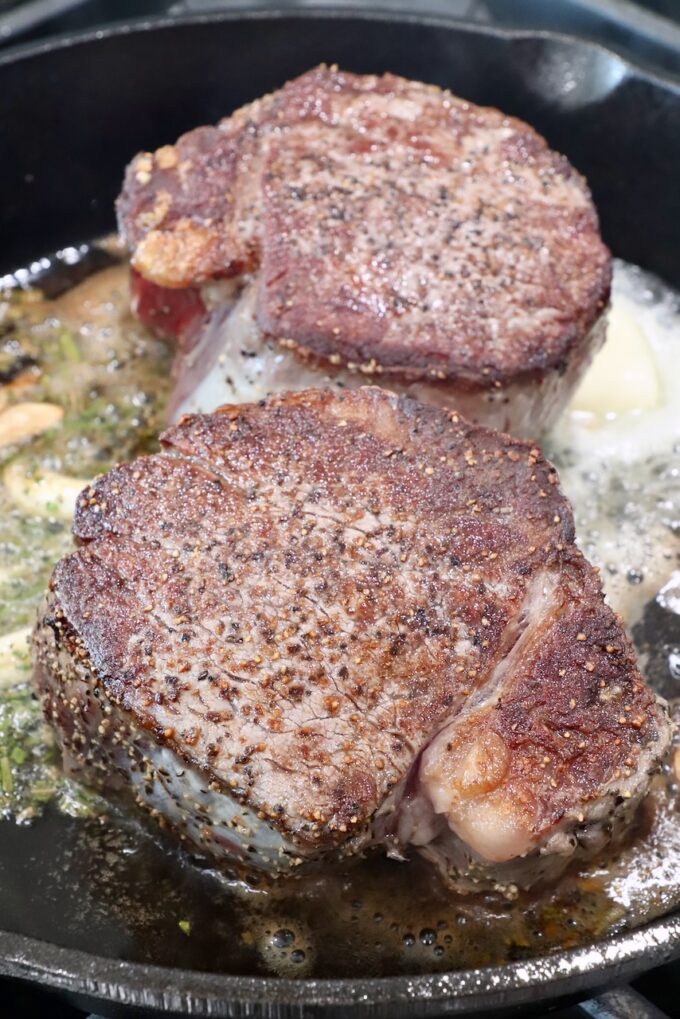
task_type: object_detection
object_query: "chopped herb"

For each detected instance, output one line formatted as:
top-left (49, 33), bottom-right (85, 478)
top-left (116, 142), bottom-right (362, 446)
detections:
top-left (178, 919), bottom-right (191, 936)
top-left (0, 268), bottom-right (170, 823)
top-left (59, 330), bottom-right (81, 363)
top-left (1, 756), bottom-right (12, 793)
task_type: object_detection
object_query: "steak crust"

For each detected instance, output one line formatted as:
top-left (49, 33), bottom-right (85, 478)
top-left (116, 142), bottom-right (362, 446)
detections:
top-left (117, 66), bottom-right (611, 434)
top-left (32, 388), bottom-right (668, 885)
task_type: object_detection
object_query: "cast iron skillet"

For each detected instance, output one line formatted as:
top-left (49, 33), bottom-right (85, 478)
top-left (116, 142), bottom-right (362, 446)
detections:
top-left (0, 8), bottom-right (679, 1018)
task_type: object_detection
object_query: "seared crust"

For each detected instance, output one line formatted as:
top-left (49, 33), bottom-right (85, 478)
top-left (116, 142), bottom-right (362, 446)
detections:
top-left (117, 66), bottom-right (611, 389)
top-left (33, 389), bottom-right (667, 869)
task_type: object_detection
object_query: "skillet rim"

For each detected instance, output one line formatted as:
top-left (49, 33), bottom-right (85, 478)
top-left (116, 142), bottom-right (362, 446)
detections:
top-left (1, 6), bottom-right (679, 1012)
top-left (0, 3), bottom-right (679, 98)
top-left (1, 912), bottom-right (680, 1012)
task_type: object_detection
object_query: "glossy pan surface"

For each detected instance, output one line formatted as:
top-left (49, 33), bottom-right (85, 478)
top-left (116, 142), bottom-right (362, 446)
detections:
top-left (0, 9), bottom-right (679, 1017)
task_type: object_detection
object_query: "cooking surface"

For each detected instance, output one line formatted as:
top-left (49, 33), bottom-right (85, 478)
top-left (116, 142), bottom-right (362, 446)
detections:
top-left (1, 2), bottom-right (679, 80)
top-left (0, 246), bottom-right (678, 987)
top-left (1, 5), bottom-right (679, 1018)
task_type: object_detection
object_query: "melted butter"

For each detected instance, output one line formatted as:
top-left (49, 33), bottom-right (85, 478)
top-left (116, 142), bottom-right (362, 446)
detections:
top-left (546, 260), bottom-right (680, 626)
top-left (570, 297), bottom-right (661, 416)
top-left (0, 258), bottom-right (171, 819)
top-left (0, 251), bottom-right (679, 977)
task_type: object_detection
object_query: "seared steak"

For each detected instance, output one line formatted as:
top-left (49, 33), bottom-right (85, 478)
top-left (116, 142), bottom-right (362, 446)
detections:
top-left (116, 66), bottom-right (611, 438)
top-left (32, 388), bottom-right (669, 889)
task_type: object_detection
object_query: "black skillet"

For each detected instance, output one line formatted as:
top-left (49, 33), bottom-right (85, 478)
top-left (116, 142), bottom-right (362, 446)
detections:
top-left (1, 8), bottom-right (680, 1018)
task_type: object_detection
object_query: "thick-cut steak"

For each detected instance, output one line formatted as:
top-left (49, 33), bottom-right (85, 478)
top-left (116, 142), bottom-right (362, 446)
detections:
top-left (116, 66), bottom-right (612, 438)
top-left (32, 388), bottom-right (669, 889)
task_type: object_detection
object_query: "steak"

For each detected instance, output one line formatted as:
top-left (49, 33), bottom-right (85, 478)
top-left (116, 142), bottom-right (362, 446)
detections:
top-left (116, 66), bottom-right (611, 438)
top-left (32, 388), bottom-right (669, 889)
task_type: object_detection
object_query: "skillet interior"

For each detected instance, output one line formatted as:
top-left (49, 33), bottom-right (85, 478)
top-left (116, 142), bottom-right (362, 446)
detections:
top-left (1, 10), bottom-right (680, 1017)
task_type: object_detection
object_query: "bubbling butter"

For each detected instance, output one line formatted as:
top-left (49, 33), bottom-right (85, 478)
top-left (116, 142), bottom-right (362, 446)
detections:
top-left (571, 298), bottom-right (661, 418)
top-left (557, 260), bottom-right (680, 463)
top-left (548, 260), bottom-right (680, 625)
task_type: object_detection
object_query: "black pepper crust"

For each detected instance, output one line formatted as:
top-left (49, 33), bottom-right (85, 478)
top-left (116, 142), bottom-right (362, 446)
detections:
top-left (117, 65), bottom-right (611, 391)
top-left (32, 388), bottom-right (668, 869)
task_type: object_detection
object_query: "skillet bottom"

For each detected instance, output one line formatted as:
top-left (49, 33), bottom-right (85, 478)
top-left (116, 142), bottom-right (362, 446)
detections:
top-left (0, 249), bottom-right (679, 992)
top-left (0, 9), bottom-right (679, 1013)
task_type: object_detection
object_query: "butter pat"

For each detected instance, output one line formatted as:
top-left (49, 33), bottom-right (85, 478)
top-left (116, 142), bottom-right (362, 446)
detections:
top-left (570, 298), bottom-right (661, 416)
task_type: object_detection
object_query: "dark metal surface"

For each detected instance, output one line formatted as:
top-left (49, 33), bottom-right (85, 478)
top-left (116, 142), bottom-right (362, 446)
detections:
top-left (4, 978), bottom-right (673, 1019)
top-left (2, 912), bottom-right (680, 1017)
top-left (0, 8), bottom-right (679, 1018)
top-left (0, 0), bottom-right (86, 42)
top-left (2, 2), bottom-right (680, 79)
top-left (485, 0), bottom-right (680, 78)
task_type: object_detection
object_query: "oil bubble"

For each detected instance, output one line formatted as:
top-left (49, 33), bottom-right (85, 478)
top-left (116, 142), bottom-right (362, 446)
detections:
top-left (272, 928), bottom-right (295, 948)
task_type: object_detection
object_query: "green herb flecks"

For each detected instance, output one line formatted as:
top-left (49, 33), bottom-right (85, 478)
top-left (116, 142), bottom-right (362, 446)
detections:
top-left (0, 266), bottom-right (171, 824)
